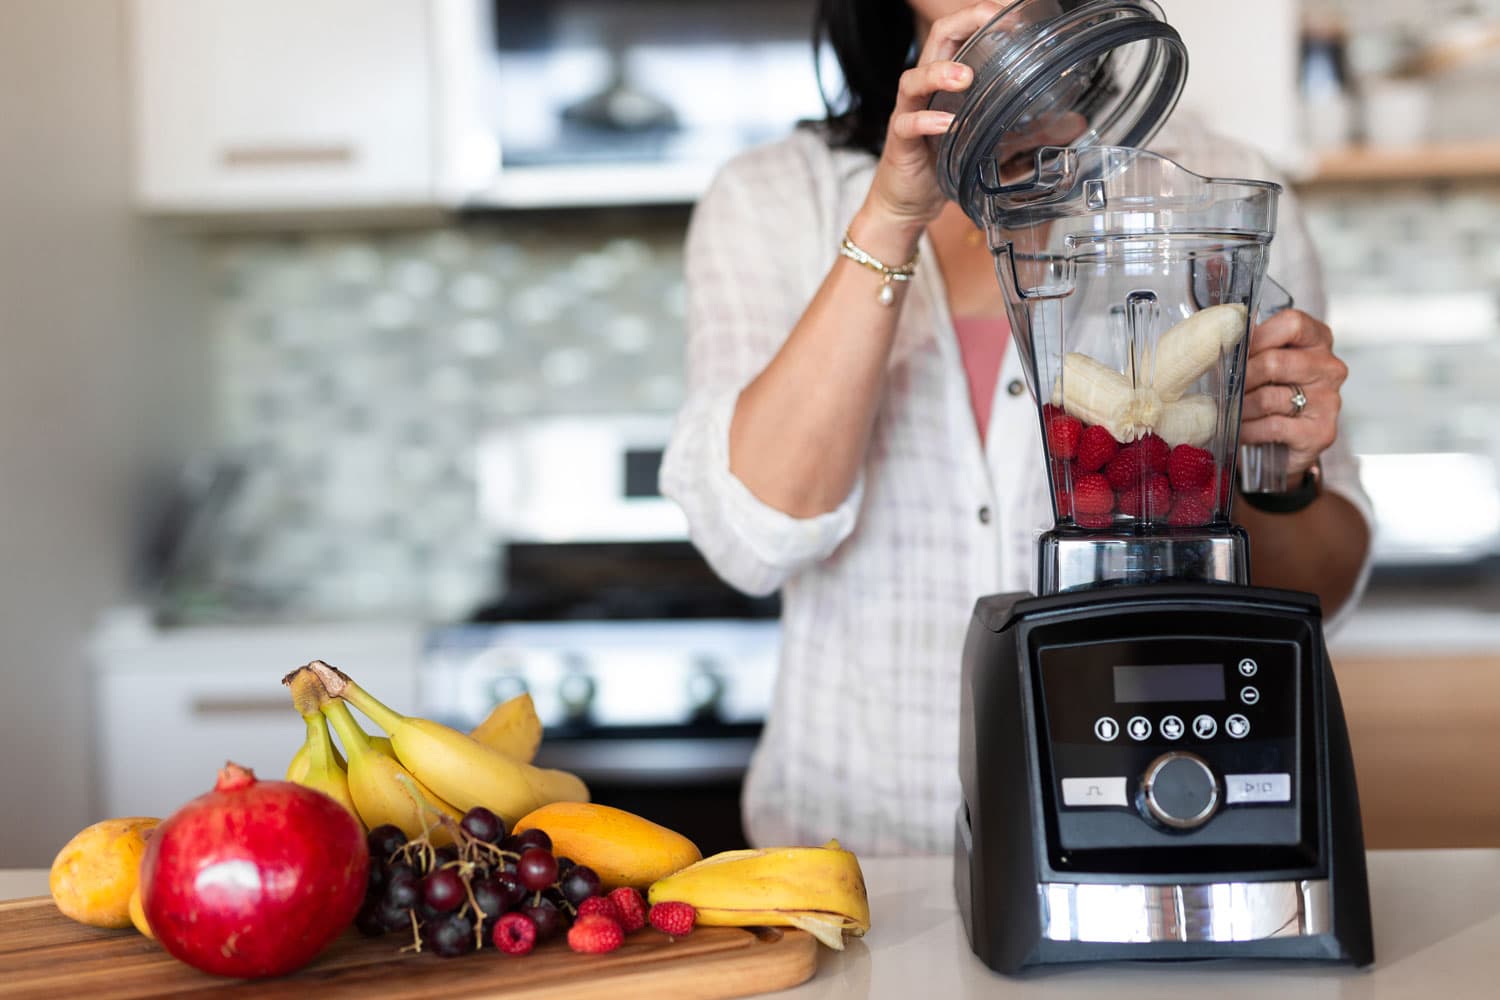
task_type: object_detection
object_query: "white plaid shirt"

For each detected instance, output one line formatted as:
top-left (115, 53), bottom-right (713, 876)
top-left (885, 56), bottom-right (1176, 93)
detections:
top-left (660, 118), bottom-right (1374, 854)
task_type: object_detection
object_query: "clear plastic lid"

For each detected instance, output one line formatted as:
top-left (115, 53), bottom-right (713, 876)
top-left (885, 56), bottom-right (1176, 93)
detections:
top-left (930, 0), bottom-right (1187, 218)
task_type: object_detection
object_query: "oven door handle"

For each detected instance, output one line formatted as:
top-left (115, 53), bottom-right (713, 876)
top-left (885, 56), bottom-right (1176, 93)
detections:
top-left (534, 737), bottom-right (757, 788)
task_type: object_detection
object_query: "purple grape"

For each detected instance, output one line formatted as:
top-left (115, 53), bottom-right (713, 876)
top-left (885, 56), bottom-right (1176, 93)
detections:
top-left (471, 876), bottom-right (508, 921)
top-left (506, 828), bottom-right (552, 853)
top-left (423, 868), bottom-right (466, 913)
top-left (521, 897), bottom-right (566, 941)
top-left (494, 870), bottom-right (527, 909)
top-left (559, 865), bottom-right (601, 906)
top-left (517, 848), bottom-right (559, 891)
top-left (367, 824), bottom-right (407, 860)
top-left (376, 897), bottom-right (412, 933)
top-left (385, 868), bottom-right (420, 909)
top-left (354, 904), bottom-right (386, 937)
top-left (425, 913), bottom-right (476, 958)
top-left (555, 856), bottom-right (576, 875)
top-left (460, 806), bottom-right (506, 844)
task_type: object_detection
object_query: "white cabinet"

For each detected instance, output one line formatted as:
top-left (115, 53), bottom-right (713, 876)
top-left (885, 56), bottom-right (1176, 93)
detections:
top-left (131, 0), bottom-right (440, 212)
top-left (93, 613), bottom-right (422, 818)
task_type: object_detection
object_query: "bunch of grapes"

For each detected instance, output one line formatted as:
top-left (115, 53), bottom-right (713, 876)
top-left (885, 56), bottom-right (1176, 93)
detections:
top-left (354, 807), bottom-right (603, 958)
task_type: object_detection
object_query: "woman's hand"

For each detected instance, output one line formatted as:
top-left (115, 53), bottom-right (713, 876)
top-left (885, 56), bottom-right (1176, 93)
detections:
top-left (1239, 309), bottom-right (1350, 480)
top-left (855, 2), bottom-right (1003, 248)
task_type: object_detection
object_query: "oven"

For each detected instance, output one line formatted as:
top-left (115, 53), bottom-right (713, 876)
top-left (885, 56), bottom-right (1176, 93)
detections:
top-left (418, 416), bottom-right (779, 854)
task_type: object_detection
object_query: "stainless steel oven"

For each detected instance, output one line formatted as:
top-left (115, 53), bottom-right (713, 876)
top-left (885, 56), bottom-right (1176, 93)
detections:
top-left (418, 415), bottom-right (779, 853)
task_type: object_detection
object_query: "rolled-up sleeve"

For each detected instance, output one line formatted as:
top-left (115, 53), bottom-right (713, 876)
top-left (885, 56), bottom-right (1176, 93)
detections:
top-left (659, 136), bottom-right (863, 597)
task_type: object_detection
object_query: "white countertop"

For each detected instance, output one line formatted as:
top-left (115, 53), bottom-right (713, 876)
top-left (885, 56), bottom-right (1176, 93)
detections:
top-left (8, 852), bottom-right (1499, 996)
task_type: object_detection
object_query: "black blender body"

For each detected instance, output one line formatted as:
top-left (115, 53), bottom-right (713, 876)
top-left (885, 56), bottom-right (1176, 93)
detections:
top-left (932, 0), bottom-right (1374, 975)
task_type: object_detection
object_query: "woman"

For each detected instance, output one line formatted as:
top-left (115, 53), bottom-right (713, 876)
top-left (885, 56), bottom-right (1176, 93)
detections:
top-left (661, 0), bottom-right (1372, 853)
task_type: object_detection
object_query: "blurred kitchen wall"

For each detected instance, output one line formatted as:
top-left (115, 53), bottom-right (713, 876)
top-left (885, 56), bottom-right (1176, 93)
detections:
top-left (0, 0), bottom-right (209, 865)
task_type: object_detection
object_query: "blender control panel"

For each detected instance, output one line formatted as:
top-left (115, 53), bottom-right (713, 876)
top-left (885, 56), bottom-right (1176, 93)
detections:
top-left (1035, 634), bottom-right (1310, 861)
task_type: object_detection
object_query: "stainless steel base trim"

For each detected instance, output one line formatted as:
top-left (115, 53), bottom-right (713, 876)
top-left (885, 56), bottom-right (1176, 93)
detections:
top-left (1039, 879), bottom-right (1331, 943)
top-left (1038, 530), bottom-right (1250, 594)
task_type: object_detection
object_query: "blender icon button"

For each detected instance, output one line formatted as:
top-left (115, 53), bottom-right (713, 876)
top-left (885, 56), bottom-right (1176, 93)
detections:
top-left (1238, 658), bottom-right (1258, 677)
top-left (1160, 715), bottom-right (1185, 740)
top-left (1192, 714), bottom-right (1218, 739)
top-left (1227, 714), bottom-right (1251, 739)
top-left (1241, 686), bottom-right (1260, 705)
top-left (1127, 716), bottom-right (1152, 741)
top-left (1094, 716), bottom-right (1119, 742)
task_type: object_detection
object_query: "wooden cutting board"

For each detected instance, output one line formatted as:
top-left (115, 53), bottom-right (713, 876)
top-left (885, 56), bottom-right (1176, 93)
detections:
top-left (0, 896), bottom-right (819, 999)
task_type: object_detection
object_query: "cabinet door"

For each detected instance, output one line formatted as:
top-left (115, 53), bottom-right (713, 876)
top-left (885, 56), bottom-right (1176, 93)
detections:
top-left (132, 0), bottom-right (436, 211)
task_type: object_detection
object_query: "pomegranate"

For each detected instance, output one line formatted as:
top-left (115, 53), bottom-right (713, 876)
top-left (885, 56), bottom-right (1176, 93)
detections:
top-left (139, 762), bottom-right (368, 978)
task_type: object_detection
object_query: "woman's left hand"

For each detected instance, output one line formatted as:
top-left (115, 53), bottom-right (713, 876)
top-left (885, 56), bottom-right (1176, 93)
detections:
top-left (1239, 309), bottom-right (1349, 481)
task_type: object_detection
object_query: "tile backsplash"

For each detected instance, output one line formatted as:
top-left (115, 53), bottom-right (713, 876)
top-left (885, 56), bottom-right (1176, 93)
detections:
top-left (195, 211), bottom-right (691, 623)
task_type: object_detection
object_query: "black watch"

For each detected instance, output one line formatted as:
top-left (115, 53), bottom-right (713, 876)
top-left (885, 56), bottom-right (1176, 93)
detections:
top-left (1238, 465), bottom-right (1320, 514)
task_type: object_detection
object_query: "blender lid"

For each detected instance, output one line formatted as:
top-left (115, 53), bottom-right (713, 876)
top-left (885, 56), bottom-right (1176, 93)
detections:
top-left (931, 0), bottom-right (1187, 215)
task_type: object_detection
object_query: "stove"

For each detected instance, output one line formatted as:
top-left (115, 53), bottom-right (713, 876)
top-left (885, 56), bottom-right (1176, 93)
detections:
top-left (418, 416), bottom-right (779, 853)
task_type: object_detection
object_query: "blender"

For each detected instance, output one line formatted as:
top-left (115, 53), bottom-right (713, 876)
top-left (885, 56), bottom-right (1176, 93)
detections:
top-left (930, 0), bottom-right (1374, 974)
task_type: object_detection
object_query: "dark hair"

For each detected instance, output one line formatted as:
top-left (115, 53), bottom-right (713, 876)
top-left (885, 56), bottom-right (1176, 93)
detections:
top-left (813, 0), bottom-right (916, 155)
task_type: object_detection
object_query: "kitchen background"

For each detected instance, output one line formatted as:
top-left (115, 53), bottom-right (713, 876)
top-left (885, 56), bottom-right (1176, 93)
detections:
top-left (3, 0), bottom-right (1499, 866)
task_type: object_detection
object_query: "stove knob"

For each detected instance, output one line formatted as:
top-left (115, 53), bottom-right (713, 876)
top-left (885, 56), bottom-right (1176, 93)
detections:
top-left (557, 671), bottom-right (596, 724)
top-left (686, 661), bottom-right (726, 723)
top-left (1139, 752), bottom-right (1220, 831)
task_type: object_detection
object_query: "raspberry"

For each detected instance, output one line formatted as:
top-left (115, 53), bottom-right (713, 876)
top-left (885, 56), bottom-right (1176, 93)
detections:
top-left (1135, 433), bottom-right (1170, 473)
top-left (1073, 511), bottom-right (1114, 529)
top-left (567, 914), bottom-right (625, 954)
top-left (1045, 413), bottom-right (1082, 460)
top-left (1168, 494), bottom-right (1213, 527)
top-left (492, 912), bottom-right (538, 956)
top-left (1120, 474), bottom-right (1171, 519)
top-left (606, 887), bottom-right (648, 933)
top-left (1071, 473), bottom-right (1115, 515)
top-left (1167, 444), bottom-right (1215, 492)
top-left (1104, 446), bottom-right (1143, 491)
top-left (577, 896), bottom-right (622, 923)
top-left (648, 901), bottom-right (697, 938)
top-left (1075, 424), bottom-right (1120, 473)
top-left (1054, 487), bottom-right (1075, 520)
top-left (1042, 402), bottom-right (1065, 424)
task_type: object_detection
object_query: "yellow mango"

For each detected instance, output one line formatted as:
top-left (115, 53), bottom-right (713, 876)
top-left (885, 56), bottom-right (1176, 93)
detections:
top-left (49, 817), bottom-right (160, 929)
top-left (513, 801), bottom-right (700, 889)
top-left (127, 885), bottom-right (154, 939)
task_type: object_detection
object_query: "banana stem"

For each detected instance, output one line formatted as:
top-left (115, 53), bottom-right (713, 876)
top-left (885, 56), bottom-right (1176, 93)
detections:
top-left (306, 660), bottom-right (406, 737)
top-left (302, 712), bottom-right (341, 773)
top-left (322, 699), bottom-right (375, 754)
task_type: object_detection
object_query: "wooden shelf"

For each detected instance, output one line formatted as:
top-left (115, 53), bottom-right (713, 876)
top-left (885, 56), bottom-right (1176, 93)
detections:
top-left (1299, 140), bottom-right (1500, 185)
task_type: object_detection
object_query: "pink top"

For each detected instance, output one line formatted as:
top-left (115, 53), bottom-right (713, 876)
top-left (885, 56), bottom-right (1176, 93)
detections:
top-left (951, 315), bottom-right (1011, 444)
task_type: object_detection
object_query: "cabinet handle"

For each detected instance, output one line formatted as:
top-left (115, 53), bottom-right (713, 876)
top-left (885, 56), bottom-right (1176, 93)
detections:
top-left (219, 144), bottom-right (355, 168)
top-left (190, 696), bottom-right (294, 717)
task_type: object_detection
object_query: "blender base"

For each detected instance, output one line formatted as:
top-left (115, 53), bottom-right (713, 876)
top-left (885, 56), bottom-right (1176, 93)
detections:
top-left (1039, 525), bottom-right (1250, 594)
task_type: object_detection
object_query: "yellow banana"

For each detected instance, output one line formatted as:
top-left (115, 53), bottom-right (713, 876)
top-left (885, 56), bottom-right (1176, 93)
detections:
top-left (469, 692), bottom-right (543, 763)
top-left (1150, 303), bottom-right (1247, 401)
top-left (287, 711), bottom-right (361, 823)
top-left (1056, 354), bottom-right (1163, 443)
top-left (308, 661), bottom-right (588, 829)
top-left (1155, 393), bottom-right (1219, 448)
top-left (321, 699), bottom-right (460, 843)
top-left (647, 840), bottom-right (870, 951)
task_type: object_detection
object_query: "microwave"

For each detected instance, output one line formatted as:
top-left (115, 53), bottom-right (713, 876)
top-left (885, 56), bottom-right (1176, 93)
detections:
top-left (436, 0), bottom-right (835, 208)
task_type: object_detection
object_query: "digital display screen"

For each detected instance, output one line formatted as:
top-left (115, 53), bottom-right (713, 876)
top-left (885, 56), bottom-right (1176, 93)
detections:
top-left (1113, 663), bottom-right (1225, 703)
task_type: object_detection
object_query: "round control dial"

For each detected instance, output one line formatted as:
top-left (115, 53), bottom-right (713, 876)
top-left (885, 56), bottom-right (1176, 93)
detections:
top-left (1139, 752), bottom-right (1220, 830)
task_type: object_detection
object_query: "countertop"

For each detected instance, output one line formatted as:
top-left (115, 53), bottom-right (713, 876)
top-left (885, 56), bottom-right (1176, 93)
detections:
top-left (7, 850), bottom-right (1499, 997)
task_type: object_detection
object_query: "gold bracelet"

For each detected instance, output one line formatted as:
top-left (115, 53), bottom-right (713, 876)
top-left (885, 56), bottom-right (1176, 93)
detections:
top-left (838, 228), bottom-right (919, 306)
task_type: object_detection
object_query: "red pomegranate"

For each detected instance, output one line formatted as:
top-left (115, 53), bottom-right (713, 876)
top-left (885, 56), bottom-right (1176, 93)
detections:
top-left (139, 762), bottom-right (368, 978)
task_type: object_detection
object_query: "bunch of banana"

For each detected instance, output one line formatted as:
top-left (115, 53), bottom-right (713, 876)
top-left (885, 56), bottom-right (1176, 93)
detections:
top-left (647, 840), bottom-right (871, 951)
top-left (1056, 303), bottom-right (1248, 447)
top-left (322, 698), bottom-right (461, 843)
top-left (302, 660), bottom-right (588, 830)
top-left (283, 669), bottom-right (359, 820)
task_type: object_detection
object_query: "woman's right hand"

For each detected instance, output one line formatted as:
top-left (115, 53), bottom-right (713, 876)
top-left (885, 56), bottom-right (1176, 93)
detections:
top-left (858, 2), bottom-right (1004, 245)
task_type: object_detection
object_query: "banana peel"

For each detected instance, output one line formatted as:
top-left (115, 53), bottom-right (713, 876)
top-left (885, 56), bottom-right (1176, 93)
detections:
top-left (647, 840), bottom-right (869, 951)
top-left (469, 692), bottom-right (543, 764)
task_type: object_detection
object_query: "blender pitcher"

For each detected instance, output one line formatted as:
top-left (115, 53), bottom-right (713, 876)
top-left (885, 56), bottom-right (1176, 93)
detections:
top-left (989, 146), bottom-right (1280, 591)
top-left (930, 0), bottom-right (1283, 591)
